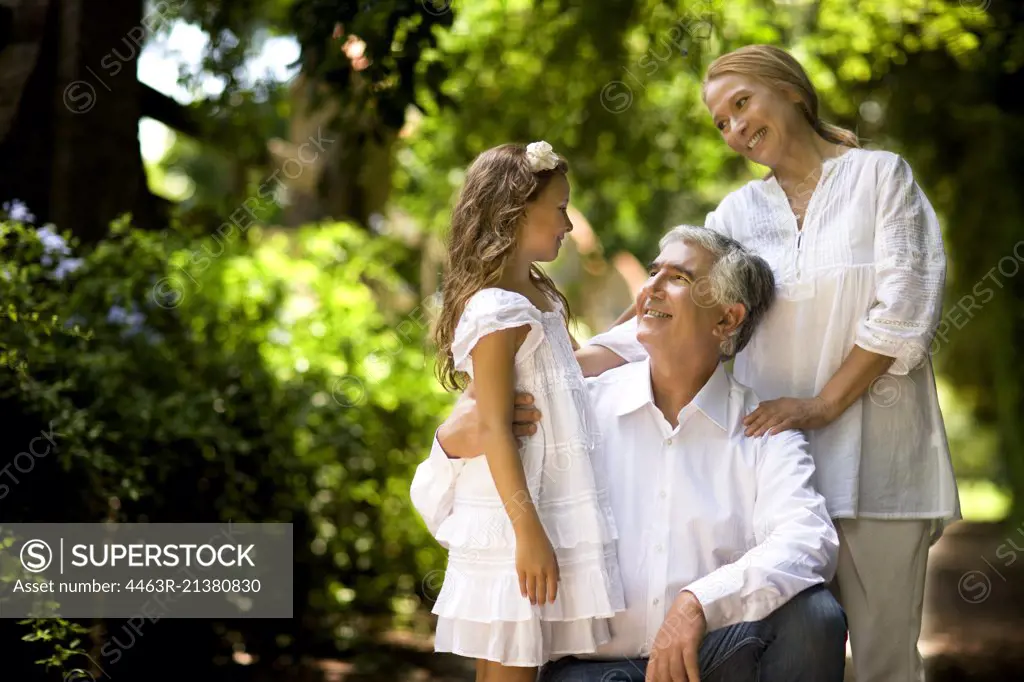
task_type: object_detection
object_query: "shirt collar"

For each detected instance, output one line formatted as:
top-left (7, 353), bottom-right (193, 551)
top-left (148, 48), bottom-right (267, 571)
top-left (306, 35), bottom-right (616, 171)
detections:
top-left (613, 358), bottom-right (731, 431)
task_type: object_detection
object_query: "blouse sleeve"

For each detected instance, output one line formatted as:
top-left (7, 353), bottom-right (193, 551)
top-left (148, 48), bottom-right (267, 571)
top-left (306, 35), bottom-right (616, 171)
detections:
top-left (704, 205), bottom-right (733, 239)
top-left (452, 288), bottom-right (545, 373)
top-left (855, 153), bottom-right (946, 375)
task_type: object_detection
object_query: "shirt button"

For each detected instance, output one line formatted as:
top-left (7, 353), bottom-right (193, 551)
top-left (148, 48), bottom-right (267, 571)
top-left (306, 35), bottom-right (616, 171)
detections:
top-left (653, 597), bottom-right (660, 606)
top-left (665, 438), bottom-right (673, 446)
top-left (659, 490), bottom-right (667, 499)
top-left (655, 544), bottom-right (663, 552)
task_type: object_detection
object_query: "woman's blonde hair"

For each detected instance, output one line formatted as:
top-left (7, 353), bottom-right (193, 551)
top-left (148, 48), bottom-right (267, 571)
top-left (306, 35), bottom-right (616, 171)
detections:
top-left (702, 45), bottom-right (859, 149)
top-left (433, 143), bottom-right (571, 391)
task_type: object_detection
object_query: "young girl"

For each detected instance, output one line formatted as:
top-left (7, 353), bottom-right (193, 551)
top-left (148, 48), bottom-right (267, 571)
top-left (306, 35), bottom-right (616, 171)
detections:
top-left (427, 142), bottom-right (624, 681)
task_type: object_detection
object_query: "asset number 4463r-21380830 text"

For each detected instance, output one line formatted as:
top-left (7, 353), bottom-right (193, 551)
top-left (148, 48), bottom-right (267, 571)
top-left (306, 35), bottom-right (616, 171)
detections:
top-left (124, 578), bottom-right (262, 593)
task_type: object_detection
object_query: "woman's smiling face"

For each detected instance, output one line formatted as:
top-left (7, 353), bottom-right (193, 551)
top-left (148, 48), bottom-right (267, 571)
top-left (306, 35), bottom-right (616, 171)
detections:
top-left (704, 73), bottom-right (807, 167)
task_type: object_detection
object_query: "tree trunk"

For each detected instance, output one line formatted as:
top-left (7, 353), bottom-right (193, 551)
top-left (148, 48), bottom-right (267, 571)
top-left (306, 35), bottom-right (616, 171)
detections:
top-left (0, 0), bottom-right (55, 223)
top-left (0, 0), bottom-right (165, 241)
top-left (268, 72), bottom-right (395, 228)
top-left (49, 0), bottom-right (164, 239)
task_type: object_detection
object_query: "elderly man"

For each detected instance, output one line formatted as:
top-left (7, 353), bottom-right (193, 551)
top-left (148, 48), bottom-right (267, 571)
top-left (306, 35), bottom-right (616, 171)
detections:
top-left (412, 225), bottom-right (846, 682)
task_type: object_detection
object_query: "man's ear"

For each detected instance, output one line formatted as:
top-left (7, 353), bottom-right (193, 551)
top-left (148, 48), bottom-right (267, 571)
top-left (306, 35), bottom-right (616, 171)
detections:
top-left (717, 303), bottom-right (747, 339)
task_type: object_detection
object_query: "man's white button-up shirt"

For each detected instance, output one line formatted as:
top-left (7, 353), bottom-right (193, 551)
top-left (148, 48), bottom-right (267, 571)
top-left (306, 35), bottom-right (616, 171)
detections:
top-left (410, 359), bottom-right (838, 659)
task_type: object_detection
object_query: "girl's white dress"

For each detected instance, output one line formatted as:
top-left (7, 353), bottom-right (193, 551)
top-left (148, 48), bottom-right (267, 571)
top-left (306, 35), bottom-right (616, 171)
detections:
top-left (430, 287), bottom-right (625, 667)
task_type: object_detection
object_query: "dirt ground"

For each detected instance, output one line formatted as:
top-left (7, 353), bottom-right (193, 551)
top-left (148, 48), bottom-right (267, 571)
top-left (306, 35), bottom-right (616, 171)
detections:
top-left (918, 520), bottom-right (1024, 682)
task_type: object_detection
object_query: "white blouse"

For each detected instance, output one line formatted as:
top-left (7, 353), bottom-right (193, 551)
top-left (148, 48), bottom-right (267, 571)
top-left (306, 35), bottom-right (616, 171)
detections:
top-left (591, 149), bottom-right (960, 521)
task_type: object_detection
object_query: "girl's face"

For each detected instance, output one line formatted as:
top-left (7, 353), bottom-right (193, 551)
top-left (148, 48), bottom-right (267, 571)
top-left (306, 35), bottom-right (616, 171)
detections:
top-left (704, 73), bottom-right (806, 168)
top-left (519, 173), bottom-right (572, 263)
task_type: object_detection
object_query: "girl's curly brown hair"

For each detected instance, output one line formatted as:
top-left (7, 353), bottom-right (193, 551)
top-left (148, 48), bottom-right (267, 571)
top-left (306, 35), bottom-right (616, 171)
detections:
top-left (434, 143), bottom-right (572, 391)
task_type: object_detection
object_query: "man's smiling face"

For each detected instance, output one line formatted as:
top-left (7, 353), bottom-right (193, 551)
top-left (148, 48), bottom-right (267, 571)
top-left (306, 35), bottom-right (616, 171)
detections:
top-left (635, 240), bottom-right (729, 360)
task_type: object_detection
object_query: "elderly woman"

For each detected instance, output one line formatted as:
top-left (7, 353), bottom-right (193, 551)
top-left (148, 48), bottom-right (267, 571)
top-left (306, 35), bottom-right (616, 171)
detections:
top-left (585, 45), bottom-right (959, 682)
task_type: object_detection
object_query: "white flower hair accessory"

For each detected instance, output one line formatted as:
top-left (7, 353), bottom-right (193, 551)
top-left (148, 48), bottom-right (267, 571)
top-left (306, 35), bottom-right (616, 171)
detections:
top-left (525, 141), bottom-right (560, 172)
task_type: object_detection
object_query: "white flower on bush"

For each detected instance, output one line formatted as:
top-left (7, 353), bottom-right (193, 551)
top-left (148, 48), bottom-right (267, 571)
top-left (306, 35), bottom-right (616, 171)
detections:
top-left (2, 198), bottom-right (35, 224)
top-left (37, 224), bottom-right (71, 258)
top-left (54, 258), bottom-right (84, 280)
top-left (34, 223), bottom-right (83, 280)
top-left (107, 304), bottom-right (145, 330)
top-left (106, 301), bottom-right (162, 343)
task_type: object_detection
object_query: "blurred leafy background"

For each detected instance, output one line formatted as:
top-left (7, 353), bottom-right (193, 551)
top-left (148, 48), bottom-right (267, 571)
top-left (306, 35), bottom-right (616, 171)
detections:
top-left (0, 0), bottom-right (1022, 680)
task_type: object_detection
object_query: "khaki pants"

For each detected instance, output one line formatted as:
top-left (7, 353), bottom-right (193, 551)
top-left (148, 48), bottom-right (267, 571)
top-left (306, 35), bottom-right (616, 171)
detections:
top-left (833, 518), bottom-right (933, 682)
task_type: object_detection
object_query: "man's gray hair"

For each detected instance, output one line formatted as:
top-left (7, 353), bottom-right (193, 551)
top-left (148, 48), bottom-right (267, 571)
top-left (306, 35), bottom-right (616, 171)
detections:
top-left (658, 224), bottom-right (775, 358)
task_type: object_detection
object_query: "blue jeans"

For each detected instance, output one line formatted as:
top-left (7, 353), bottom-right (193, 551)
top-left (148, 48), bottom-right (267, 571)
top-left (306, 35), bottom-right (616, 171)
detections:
top-left (538, 585), bottom-right (846, 682)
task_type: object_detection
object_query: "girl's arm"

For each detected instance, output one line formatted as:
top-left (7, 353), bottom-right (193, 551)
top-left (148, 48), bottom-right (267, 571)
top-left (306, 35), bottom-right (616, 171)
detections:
top-left (575, 345), bottom-right (629, 377)
top-left (471, 326), bottom-right (558, 605)
top-left (575, 314), bottom-right (645, 377)
top-left (567, 321), bottom-right (627, 377)
top-left (470, 327), bottom-right (544, 533)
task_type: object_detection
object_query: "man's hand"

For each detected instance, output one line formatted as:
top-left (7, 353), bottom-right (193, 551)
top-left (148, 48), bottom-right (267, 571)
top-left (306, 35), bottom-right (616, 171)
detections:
top-left (646, 590), bottom-right (707, 682)
top-left (436, 381), bottom-right (542, 458)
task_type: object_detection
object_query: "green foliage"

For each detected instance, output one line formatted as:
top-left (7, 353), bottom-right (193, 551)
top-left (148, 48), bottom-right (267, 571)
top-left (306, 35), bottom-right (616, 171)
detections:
top-left (0, 217), bottom-right (451, 662)
top-left (393, 0), bottom-right (990, 261)
top-left (159, 84), bottom-right (292, 228)
top-left (0, 223), bottom-right (91, 375)
top-left (17, 618), bottom-right (90, 672)
top-left (290, 0), bottom-right (456, 132)
top-left (165, 0), bottom-right (455, 136)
